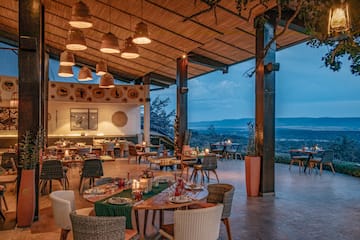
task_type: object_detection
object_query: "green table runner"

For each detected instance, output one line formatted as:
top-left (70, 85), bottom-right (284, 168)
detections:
top-left (94, 182), bottom-right (168, 229)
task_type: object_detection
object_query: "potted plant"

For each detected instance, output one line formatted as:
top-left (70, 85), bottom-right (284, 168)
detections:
top-left (17, 128), bottom-right (45, 227)
top-left (245, 122), bottom-right (261, 197)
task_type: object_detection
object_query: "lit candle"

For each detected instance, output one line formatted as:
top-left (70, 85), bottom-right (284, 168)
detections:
top-left (205, 148), bottom-right (209, 154)
top-left (64, 150), bottom-right (70, 157)
top-left (142, 141), bottom-right (146, 146)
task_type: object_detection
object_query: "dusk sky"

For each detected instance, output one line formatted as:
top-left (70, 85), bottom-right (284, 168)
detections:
top-left (1, 42), bottom-right (359, 123)
top-left (152, 42), bottom-right (360, 122)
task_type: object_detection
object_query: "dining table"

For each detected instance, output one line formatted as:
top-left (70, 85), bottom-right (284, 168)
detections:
top-left (84, 179), bottom-right (208, 238)
top-left (290, 148), bottom-right (324, 173)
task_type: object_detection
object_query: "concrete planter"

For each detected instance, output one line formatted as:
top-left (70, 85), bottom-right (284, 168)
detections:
top-left (245, 156), bottom-right (261, 197)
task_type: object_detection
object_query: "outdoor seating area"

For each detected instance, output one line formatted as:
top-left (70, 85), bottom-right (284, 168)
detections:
top-left (1, 158), bottom-right (360, 240)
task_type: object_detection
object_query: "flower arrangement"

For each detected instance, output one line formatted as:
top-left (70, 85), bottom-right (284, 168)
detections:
top-left (19, 128), bottom-right (46, 170)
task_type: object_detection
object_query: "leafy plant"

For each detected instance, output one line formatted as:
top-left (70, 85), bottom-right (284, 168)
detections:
top-left (246, 122), bottom-right (256, 156)
top-left (19, 128), bottom-right (46, 170)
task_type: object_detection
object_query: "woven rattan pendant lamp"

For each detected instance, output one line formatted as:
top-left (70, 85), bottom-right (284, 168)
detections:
top-left (66, 28), bottom-right (87, 51)
top-left (100, 0), bottom-right (120, 53)
top-left (69, 1), bottom-right (93, 29)
top-left (121, 37), bottom-right (140, 59)
top-left (58, 65), bottom-right (74, 77)
top-left (96, 60), bottom-right (107, 76)
top-left (78, 66), bottom-right (92, 81)
top-left (133, 0), bottom-right (151, 44)
top-left (99, 73), bottom-right (115, 88)
top-left (60, 51), bottom-right (75, 66)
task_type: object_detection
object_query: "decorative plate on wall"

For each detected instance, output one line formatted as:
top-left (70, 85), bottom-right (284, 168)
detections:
top-left (111, 111), bottom-right (128, 127)
top-left (75, 87), bottom-right (87, 100)
top-left (1, 80), bottom-right (15, 92)
top-left (92, 88), bottom-right (105, 98)
top-left (56, 87), bottom-right (69, 97)
top-left (110, 87), bottom-right (123, 99)
top-left (127, 88), bottom-right (139, 99)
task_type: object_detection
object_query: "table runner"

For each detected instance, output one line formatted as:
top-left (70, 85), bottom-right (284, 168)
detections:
top-left (94, 182), bottom-right (168, 229)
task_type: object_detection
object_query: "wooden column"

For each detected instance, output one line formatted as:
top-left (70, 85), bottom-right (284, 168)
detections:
top-left (175, 57), bottom-right (188, 153)
top-left (18, 0), bottom-right (44, 220)
top-left (255, 18), bottom-right (276, 196)
top-left (143, 75), bottom-right (151, 145)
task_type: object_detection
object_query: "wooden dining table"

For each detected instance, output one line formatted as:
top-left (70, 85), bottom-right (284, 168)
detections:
top-left (290, 148), bottom-right (324, 173)
top-left (83, 180), bottom-right (208, 238)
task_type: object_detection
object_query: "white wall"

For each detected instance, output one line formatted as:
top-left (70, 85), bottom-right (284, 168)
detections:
top-left (48, 101), bottom-right (141, 137)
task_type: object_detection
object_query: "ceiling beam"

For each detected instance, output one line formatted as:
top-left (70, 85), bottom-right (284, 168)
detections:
top-left (147, 72), bottom-right (176, 86)
top-left (188, 52), bottom-right (228, 74)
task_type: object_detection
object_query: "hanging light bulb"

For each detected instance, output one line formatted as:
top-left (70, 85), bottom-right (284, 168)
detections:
top-left (66, 28), bottom-right (87, 51)
top-left (78, 66), bottom-right (93, 81)
top-left (328, 0), bottom-right (351, 37)
top-left (60, 51), bottom-right (75, 66)
top-left (133, 22), bottom-right (151, 44)
top-left (100, 32), bottom-right (120, 53)
top-left (121, 37), bottom-right (140, 59)
top-left (99, 73), bottom-right (115, 88)
top-left (69, 1), bottom-right (93, 29)
top-left (58, 65), bottom-right (74, 77)
top-left (96, 61), bottom-right (107, 76)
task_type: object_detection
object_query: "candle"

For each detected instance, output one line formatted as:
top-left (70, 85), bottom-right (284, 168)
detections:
top-left (132, 179), bottom-right (140, 190)
top-left (205, 148), bottom-right (209, 154)
top-left (142, 141), bottom-right (146, 146)
top-left (64, 150), bottom-right (70, 157)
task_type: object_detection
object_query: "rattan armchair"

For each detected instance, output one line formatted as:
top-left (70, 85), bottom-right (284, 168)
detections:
top-left (159, 204), bottom-right (223, 240)
top-left (49, 190), bottom-right (93, 240)
top-left (207, 183), bottom-right (235, 240)
top-left (70, 213), bottom-right (138, 240)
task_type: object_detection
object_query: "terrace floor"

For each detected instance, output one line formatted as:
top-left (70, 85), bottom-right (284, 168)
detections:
top-left (1, 158), bottom-right (360, 240)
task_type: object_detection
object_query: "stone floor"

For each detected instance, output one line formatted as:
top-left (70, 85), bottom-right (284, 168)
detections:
top-left (1, 158), bottom-right (360, 240)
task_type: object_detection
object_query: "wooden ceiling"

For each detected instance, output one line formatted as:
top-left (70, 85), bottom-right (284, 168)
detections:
top-left (0, 0), bottom-right (308, 87)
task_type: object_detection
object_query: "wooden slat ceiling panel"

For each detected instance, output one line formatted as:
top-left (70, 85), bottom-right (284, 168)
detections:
top-left (0, 0), bottom-right (309, 87)
top-left (201, 39), bottom-right (253, 61)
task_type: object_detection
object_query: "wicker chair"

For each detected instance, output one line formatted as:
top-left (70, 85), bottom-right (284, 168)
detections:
top-left (159, 204), bottom-right (223, 240)
top-left (310, 150), bottom-right (335, 175)
top-left (40, 159), bottom-right (68, 194)
top-left (127, 144), bottom-right (147, 164)
top-left (191, 154), bottom-right (219, 184)
top-left (79, 159), bottom-right (104, 193)
top-left (289, 150), bottom-right (308, 172)
top-left (49, 190), bottom-right (94, 240)
top-left (1, 152), bottom-right (17, 174)
top-left (207, 183), bottom-right (235, 240)
top-left (0, 185), bottom-right (7, 221)
top-left (70, 213), bottom-right (138, 240)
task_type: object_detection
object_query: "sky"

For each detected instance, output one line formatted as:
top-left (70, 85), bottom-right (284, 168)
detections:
top-left (151, 42), bottom-right (360, 122)
top-left (1, 42), bottom-right (359, 122)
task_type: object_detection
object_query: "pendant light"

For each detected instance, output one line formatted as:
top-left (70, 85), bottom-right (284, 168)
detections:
top-left (58, 65), bottom-right (74, 77)
top-left (69, 1), bottom-right (93, 29)
top-left (133, 0), bottom-right (151, 44)
top-left (66, 28), bottom-right (87, 51)
top-left (100, 0), bottom-right (120, 53)
top-left (60, 51), bottom-right (75, 66)
top-left (133, 22), bottom-right (151, 44)
top-left (99, 73), bottom-right (115, 88)
top-left (121, 37), bottom-right (140, 59)
top-left (328, 0), bottom-right (351, 38)
top-left (100, 32), bottom-right (120, 53)
top-left (78, 66), bottom-right (93, 81)
top-left (96, 60), bottom-right (107, 76)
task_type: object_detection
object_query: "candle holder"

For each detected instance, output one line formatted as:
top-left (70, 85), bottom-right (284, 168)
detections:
top-left (131, 189), bottom-right (143, 201)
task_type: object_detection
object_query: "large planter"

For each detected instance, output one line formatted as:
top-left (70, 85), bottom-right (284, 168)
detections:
top-left (17, 169), bottom-right (36, 227)
top-left (245, 156), bottom-right (261, 197)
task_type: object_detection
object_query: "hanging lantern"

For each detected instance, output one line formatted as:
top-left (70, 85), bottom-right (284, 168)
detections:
top-left (133, 22), bottom-right (151, 44)
top-left (58, 65), bottom-right (74, 77)
top-left (99, 73), bottom-right (115, 88)
top-left (69, 1), bottom-right (93, 29)
top-left (78, 66), bottom-right (93, 81)
top-left (120, 37), bottom-right (140, 59)
top-left (328, 0), bottom-right (351, 37)
top-left (66, 28), bottom-right (87, 51)
top-left (96, 61), bottom-right (107, 76)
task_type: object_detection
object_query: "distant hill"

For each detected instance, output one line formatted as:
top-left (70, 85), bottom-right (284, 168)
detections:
top-left (189, 117), bottom-right (360, 131)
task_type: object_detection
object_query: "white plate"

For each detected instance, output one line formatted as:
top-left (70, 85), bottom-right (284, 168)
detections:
top-left (107, 197), bottom-right (133, 205)
top-left (84, 188), bottom-right (105, 195)
top-left (169, 195), bottom-right (192, 204)
top-left (184, 184), bottom-right (203, 190)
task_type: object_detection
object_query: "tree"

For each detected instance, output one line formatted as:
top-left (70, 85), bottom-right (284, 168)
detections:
top-left (150, 96), bottom-right (175, 137)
